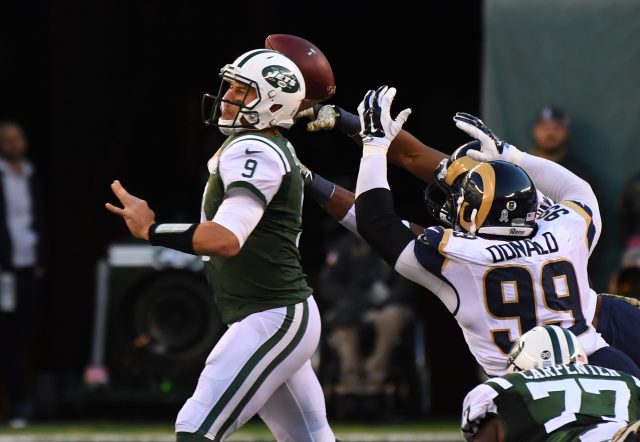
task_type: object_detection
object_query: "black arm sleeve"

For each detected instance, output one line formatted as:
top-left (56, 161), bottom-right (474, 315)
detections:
top-left (355, 188), bottom-right (417, 267)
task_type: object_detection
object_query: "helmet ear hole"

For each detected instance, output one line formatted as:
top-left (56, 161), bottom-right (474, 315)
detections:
top-left (270, 104), bottom-right (283, 113)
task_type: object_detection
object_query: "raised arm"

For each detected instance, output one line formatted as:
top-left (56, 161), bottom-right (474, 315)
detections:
top-left (350, 86), bottom-right (457, 311)
top-left (300, 162), bottom-right (424, 236)
top-left (453, 112), bottom-right (601, 251)
top-left (299, 105), bottom-right (447, 182)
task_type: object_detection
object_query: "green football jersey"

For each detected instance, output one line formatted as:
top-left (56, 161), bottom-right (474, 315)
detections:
top-left (201, 131), bottom-right (312, 324)
top-left (463, 364), bottom-right (640, 442)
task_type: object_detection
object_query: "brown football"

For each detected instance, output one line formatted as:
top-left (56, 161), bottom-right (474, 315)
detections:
top-left (265, 34), bottom-right (336, 101)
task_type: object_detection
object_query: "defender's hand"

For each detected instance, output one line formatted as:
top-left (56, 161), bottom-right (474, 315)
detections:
top-left (296, 105), bottom-right (340, 132)
top-left (105, 180), bottom-right (156, 240)
top-left (453, 112), bottom-right (505, 161)
top-left (358, 86), bottom-right (411, 154)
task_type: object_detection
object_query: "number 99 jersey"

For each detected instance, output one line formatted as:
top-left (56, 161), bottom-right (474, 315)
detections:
top-left (414, 200), bottom-right (605, 377)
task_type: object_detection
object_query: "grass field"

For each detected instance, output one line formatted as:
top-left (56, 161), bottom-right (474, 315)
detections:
top-left (0, 420), bottom-right (464, 442)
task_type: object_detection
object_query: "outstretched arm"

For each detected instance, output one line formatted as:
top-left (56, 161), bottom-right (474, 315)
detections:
top-left (302, 163), bottom-right (423, 235)
top-left (389, 130), bottom-right (448, 182)
top-left (351, 87), bottom-right (457, 310)
top-left (300, 105), bottom-right (447, 182)
top-left (454, 112), bottom-right (601, 252)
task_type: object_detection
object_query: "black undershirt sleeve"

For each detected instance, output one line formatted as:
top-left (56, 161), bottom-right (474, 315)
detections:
top-left (355, 187), bottom-right (417, 267)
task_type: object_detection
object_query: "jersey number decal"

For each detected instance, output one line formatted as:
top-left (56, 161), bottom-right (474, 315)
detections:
top-left (485, 259), bottom-right (587, 354)
top-left (242, 159), bottom-right (258, 178)
top-left (526, 378), bottom-right (630, 433)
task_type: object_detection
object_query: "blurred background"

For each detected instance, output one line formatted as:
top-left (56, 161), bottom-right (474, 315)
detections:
top-left (1, 0), bottom-right (640, 437)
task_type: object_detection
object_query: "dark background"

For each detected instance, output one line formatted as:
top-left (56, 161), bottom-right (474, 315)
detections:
top-left (1, 1), bottom-right (482, 417)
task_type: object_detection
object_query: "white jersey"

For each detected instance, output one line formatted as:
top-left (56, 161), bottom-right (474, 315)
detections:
top-left (407, 200), bottom-right (605, 376)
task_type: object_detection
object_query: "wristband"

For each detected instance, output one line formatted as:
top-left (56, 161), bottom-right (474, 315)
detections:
top-left (307, 174), bottom-right (336, 206)
top-left (148, 223), bottom-right (198, 255)
top-left (336, 108), bottom-right (361, 137)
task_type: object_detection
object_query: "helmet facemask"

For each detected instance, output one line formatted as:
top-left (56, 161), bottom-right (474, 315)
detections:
top-left (202, 68), bottom-right (262, 135)
top-left (424, 147), bottom-right (481, 228)
top-left (424, 159), bottom-right (456, 226)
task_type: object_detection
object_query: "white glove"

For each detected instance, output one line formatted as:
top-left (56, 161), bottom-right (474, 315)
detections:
top-left (453, 112), bottom-right (523, 164)
top-left (357, 86), bottom-right (411, 155)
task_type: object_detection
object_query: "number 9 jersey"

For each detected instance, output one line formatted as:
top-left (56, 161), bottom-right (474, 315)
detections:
top-left (412, 200), bottom-right (605, 377)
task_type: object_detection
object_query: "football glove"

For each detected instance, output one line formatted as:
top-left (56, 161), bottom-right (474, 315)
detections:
top-left (453, 112), bottom-right (504, 161)
top-left (453, 112), bottom-right (523, 164)
top-left (295, 105), bottom-right (339, 131)
top-left (358, 86), bottom-right (411, 155)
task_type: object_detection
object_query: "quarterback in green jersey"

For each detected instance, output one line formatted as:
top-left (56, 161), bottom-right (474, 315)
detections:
top-left (462, 325), bottom-right (640, 442)
top-left (106, 49), bottom-right (336, 442)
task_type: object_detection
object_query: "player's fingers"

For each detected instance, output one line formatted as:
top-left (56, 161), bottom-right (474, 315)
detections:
top-left (307, 120), bottom-right (327, 132)
top-left (395, 108), bottom-right (411, 127)
top-left (382, 86), bottom-right (396, 110)
top-left (111, 180), bottom-right (133, 203)
top-left (375, 85), bottom-right (388, 105)
top-left (295, 107), bottom-right (315, 121)
top-left (455, 120), bottom-right (483, 138)
top-left (466, 150), bottom-right (488, 162)
top-left (358, 89), bottom-right (375, 115)
top-left (453, 114), bottom-right (476, 126)
top-left (105, 202), bottom-right (125, 216)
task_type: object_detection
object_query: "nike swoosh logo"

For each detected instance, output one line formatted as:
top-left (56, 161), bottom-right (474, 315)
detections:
top-left (245, 148), bottom-right (262, 155)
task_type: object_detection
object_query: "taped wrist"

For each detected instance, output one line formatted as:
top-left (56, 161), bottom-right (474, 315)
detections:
top-left (148, 223), bottom-right (198, 255)
top-left (336, 108), bottom-right (362, 137)
top-left (501, 143), bottom-right (524, 165)
top-left (307, 173), bottom-right (336, 206)
top-left (363, 144), bottom-right (389, 156)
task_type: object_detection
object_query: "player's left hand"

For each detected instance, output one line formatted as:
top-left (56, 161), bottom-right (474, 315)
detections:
top-left (358, 86), bottom-right (411, 154)
top-left (453, 112), bottom-right (505, 162)
top-left (105, 180), bottom-right (156, 240)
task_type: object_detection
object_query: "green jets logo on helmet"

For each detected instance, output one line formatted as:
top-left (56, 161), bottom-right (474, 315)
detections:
top-left (262, 65), bottom-right (300, 93)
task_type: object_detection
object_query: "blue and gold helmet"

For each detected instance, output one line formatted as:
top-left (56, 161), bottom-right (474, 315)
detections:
top-left (454, 160), bottom-right (538, 237)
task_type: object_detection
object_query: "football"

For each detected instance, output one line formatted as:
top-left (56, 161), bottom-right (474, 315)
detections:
top-left (265, 34), bottom-right (336, 102)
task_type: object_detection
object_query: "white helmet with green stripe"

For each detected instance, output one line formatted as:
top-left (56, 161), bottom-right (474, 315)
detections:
top-left (506, 325), bottom-right (588, 373)
top-left (202, 49), bottom-right (306, 134)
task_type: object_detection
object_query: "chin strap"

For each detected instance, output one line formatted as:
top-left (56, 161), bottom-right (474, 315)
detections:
top-left (469, 208), bottom-right (478, 235)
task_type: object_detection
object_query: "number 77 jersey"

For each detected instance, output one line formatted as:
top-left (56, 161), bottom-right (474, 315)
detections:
top-left (462, 364), bottom-right (640, 442)
top-left (415, 201), bottom-right (605, 377)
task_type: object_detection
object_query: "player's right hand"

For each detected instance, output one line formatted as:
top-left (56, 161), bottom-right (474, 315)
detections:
top-left (295, 105), bottom-right (340, 131)
top-left (358, 86), bottom-right (411, 154)
top-left (453, 112), bottom-right (523, 164)
top-left (105, 180), bottom-right (156, 240)
top-left (453, 112), bottom-right (504, 162)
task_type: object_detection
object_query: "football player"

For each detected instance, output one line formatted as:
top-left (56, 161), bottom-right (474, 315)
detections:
top-left (462, 325), bottom-right (640, 442)
top-left (106, 49), bottom-right (336, 442)
top-left (299, 97), bottom-right (640, 374)
top-left (303, 86), bottom-right (640, 378)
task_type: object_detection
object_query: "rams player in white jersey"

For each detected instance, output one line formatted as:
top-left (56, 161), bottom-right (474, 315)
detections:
top-left (303, 86), bottom-right (640, 379)
top-left (107, 49), bottom-right (337, 442)
top-left (300, 102), bottom-right (640, 374)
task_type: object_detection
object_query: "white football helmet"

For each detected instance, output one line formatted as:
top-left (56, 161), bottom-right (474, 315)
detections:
top-left (506, 325), bottom-right (588, 373)
top-left (202, 49), bottom-right (306, 135)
